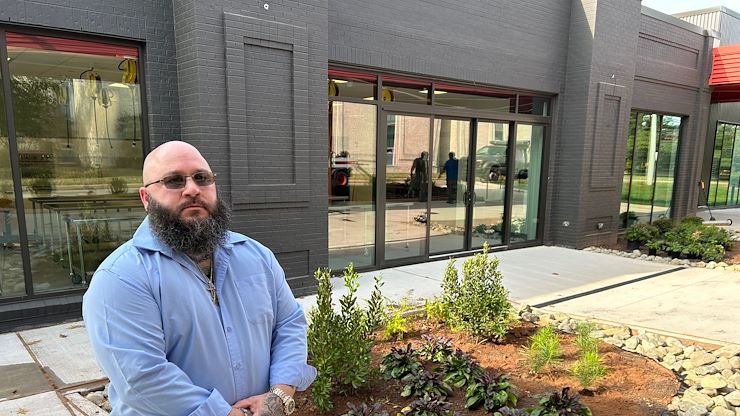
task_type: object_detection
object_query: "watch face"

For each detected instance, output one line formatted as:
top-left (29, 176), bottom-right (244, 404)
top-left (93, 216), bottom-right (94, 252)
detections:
top-left (285, 397), bottom-right (296, 415)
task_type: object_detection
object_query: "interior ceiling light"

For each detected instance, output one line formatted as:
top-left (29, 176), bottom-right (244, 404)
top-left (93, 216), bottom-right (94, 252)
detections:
top-left (331, 79), bottom-right (349, 84)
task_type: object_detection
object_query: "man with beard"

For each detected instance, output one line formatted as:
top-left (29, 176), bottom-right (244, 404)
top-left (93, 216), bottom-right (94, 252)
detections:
top-left (83, 141), bottom-right (315, 416)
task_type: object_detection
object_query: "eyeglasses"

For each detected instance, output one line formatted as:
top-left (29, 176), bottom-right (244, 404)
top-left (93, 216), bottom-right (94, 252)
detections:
top-left (144, 171), bottom-right (217, 189)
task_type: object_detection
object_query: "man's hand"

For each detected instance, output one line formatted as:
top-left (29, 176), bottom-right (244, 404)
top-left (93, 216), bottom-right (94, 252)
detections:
top-left (233, 392), bottom-right (285, 416)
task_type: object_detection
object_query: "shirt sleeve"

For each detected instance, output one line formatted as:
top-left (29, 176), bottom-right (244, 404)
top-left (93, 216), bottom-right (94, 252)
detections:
top-left (266, 254), bottom-right (317, 391)
top-left (83, 268), bottom-right (233, 416)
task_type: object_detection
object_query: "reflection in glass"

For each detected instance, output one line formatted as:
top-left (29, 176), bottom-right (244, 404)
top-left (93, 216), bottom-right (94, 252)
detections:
top-left (652, 116), bottom-right (680, 220)
top-left (517, 96), bottom-right (550, 116)
top-left (619, 113), bottom-right (637, 228)
top-left (621, 111), bottom-right (682, 224)
top-left (628, 113), bottom-right (658, 224)
top-left (1, 69), bottom-right (26, 298)
top-left (382, 77), bottom-right (430, 105)
top-left (434, 89), bottom-right (514, 112)
top-left (429, 118), bottom-right (469, 254)
top-left (510, 124), bottom-right (543, 243)
top-left (8, 33), bottom-right (145, 293)
top-left (709, 124), bottom-right (725, 205)
top-left (385, 115), bottom-right (430, 261)
top-left (328, 102), bottom-right (376, 270)
top-left (729, 127), bottom-right (740, 205)
top-left (328, 70), bottom-right (376, 100)
top-left (471, 122), bottom-right (508, 248)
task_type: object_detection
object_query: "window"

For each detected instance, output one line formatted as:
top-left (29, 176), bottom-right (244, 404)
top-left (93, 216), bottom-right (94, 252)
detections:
top-left (620, 112), bottom-right (682, 228)
top-left (1, 31), bottom-right (146, 295)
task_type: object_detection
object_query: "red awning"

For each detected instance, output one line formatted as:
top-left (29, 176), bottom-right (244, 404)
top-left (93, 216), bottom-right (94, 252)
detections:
top-left (709, 44), bottom-right (740, 102)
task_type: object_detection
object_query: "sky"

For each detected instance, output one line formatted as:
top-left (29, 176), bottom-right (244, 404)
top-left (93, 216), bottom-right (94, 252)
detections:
top-left (641, 0), bottom-right (740, 14)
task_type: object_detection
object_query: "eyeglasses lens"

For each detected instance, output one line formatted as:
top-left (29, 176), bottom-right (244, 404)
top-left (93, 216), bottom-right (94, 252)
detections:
top-left (160, 172), bottom-right (215, 189)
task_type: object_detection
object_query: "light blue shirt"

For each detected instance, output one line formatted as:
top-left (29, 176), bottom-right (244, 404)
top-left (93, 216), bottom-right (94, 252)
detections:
top-left (83, 217), bottom-right (316, 415)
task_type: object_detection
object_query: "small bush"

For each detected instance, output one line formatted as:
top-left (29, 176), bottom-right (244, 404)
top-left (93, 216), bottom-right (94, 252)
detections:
top-left (574, 322), bottom-right (598, 355)
top-left (384, 300), bottom-right (411, 340)
top-left (440, 349), bottom-right (483, 388)
top-left (400, 369), bottom-right (453, 400)
top-left (494, 408), bottom-right (530, 416)
top-left (528, 387), bottom-right (592, 416)
top-left (651, 218), bottom-right (674, 235)
top-left (623, 223), bottom-right (659, 244)
top-left (465, 372), bottom-right (518, 412)
top-left (400, 397), bottom-right (455, 416)
top-left (679, 216), bottom-right (704, 227)
top-left (307, 265), bottom-right (384, 412)
top-left (526, 326), bottom-right (561, 373)
top-left (571, 351), bottom-right (607, 390)
top-left (380, 344), bottom-right (423, 380)
top-left (419, 335), bottom-right (454, 363)
top-left (441, 243), bottom-right (514, 341)
top-left (424, 298), bottom-right (450, 323)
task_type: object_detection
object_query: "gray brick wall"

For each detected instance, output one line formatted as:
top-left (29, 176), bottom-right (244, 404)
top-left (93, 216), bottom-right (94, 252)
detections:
top-left (172, 0), bottom-right (329, 289)
top-left (1, 0), bottom-right (182, 145)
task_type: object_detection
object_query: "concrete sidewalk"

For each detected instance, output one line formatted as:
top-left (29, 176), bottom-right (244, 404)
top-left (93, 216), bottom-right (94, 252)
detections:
top-left (2, 246), bottom-right (740, 414)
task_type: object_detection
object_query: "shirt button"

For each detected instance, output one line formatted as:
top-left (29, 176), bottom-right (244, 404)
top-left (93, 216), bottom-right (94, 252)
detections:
top-left (226, 327), bottom-right (233, 332)
top-left (234, 363), bottom-right (241, 370)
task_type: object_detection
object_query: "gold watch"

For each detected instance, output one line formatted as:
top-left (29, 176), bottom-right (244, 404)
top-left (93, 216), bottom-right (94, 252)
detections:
top-left (270, 387), bottom-right (295, 415)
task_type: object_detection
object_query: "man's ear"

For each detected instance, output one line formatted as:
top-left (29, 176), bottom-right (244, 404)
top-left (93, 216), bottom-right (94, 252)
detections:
top-left (139, 187), bottom-right (150, 211)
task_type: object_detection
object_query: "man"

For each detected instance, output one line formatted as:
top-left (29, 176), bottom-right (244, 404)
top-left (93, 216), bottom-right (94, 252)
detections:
top-left (438, 152), bottom-right (459, 204)
top-left (83, 141), bottom-right (315, 415)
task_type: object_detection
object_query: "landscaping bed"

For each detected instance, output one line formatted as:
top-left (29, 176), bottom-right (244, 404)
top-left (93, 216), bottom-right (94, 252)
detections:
top-left (293, 318), bottom-right (679, 416)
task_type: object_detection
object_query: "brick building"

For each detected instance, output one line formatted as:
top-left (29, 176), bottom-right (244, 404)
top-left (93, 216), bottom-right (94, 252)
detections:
top-left (0, 0), bottom-right (722, 329)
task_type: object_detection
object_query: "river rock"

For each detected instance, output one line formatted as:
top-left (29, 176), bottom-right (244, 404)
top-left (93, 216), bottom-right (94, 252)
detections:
top-left (86, 391), bottom-right (105, 407)
top-left (692, 351), bottom-right (718, 368)
top-left (712, 407), bottom-right (736, 416)
top-left (701, 374), bottom-right (728, 389)
top-left (716, 345), bottom-right (740, 359)
top-left (726, 391), bottom-right (740, 407)
top-left (680, 405), bottom-right (709, 416)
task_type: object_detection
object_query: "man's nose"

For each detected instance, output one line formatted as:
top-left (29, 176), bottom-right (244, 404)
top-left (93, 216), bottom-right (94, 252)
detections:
top-left (181, 176), bottom-right (201, 196)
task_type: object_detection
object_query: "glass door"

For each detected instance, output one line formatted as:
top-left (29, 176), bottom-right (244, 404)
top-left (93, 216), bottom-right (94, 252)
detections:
top-left (383, 113), bottom-right (431, 261)
top-left (471, 121), bottom-right (509, 248)
top-left (429, 117), bottom-right (470, 255)
top-left (510, 123), bottom-right (544, 242)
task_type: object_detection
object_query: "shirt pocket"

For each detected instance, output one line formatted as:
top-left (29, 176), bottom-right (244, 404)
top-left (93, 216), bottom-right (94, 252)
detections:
top-left (233, 273), bottom-right (275, 327)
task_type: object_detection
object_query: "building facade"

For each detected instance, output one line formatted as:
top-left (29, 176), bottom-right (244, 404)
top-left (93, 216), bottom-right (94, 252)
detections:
top-left (0, 0), bottom-right (717, 329)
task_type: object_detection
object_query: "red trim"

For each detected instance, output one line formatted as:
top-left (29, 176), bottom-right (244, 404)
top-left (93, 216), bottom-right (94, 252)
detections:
top-left (328, 69), bottom-right (376, 82)
top-left (5, 32), bottom-right (138, 58)
top-left (382, 74), bottom-right (430, 87)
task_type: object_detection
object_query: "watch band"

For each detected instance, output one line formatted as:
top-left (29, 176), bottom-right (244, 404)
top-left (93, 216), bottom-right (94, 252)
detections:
top-left (269, 387), bottom-right (295, 414)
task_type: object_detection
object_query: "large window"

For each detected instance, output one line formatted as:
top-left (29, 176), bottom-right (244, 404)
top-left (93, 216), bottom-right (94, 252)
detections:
top-left (620, 112), bottom-right (681, 228)
top-left (1, 31), bottom-right (145, 297)
top-left (328, 101), bottom-right (376, 269)
top-left (708, 122), bottom-right (740, 206)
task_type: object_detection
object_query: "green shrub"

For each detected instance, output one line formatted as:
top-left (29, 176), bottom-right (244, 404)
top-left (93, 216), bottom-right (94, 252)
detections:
top-left (698, 226), bottom-right (733, 250)
top-left (307, 265), bottom-right (384, 412)
top-left (659, 220), bottom-right (731, 261)
top-left (623, 223), bottom-right (659, 244)
top-left (574, 322), bottom-right (598, 355)
top-left (440, 243), bottom-right (514, 341)
top-left (571, 351), bottom-right (607, 390)
top-left (651, 218), bottom-right (674, 235)
top-left (109, 177), bottom-right (128, 194)
top-left (680, 216), bottom-right (705, 227)
top-left (384, 301), bottom-right (410, 340)
top-left (526, 326), bottom-right (561, 373)
top-left (619, 211), bottom-right (638, 227)
top-left (424, 298), bottom-right (450, 323)
top-left (494, 408), bottom-right (531, 416)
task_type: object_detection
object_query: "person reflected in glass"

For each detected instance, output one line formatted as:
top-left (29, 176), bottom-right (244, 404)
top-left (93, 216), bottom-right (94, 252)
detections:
top-left (438, 152), bottom-right (459, 204)
top-left (410, 151), bottom-right (429, 202)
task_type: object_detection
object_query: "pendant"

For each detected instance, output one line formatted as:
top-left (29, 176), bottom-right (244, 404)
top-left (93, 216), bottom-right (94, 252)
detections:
top-left (207, 282), bottom-right (218, 305)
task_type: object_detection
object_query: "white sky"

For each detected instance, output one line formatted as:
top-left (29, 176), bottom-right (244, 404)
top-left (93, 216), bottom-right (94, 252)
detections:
top-left (641, 0), bottom-right (740, 15)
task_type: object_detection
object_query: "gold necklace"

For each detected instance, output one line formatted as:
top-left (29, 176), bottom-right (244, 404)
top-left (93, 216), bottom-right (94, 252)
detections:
top-left (205, 263), bottom-right (218, 305)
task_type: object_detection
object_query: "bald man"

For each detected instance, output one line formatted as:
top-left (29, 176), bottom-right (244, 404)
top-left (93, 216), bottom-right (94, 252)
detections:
top-left (83, 141), bottom-right (315, 416)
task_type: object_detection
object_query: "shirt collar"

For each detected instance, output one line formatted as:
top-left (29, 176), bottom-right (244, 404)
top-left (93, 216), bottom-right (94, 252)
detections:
top-left (132, 216), bottom-right (248, 255)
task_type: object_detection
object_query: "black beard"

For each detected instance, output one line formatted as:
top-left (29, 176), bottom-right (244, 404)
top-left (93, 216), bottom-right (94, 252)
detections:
top-left (146, 196), bottom-right (231, 261)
